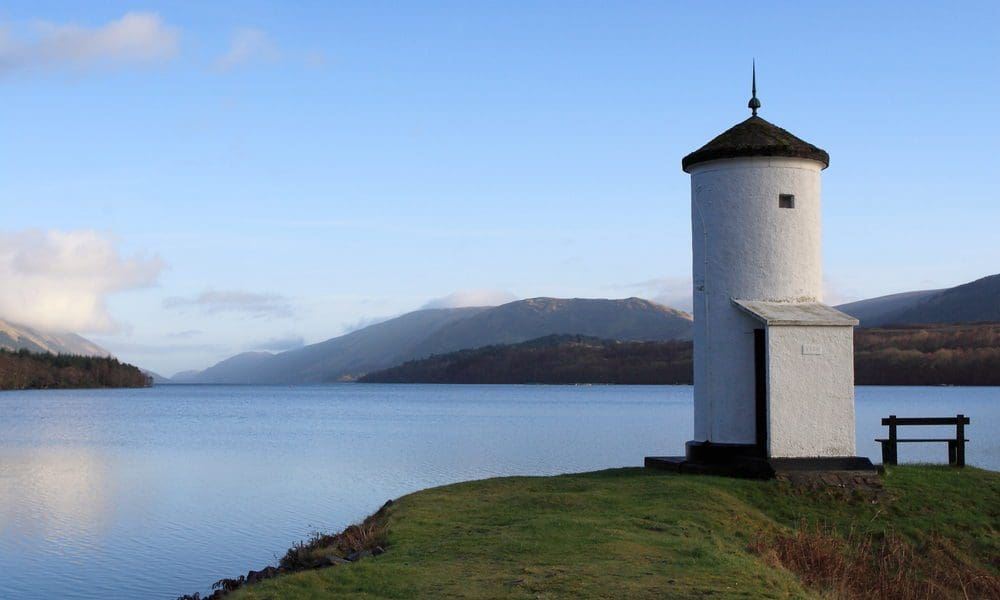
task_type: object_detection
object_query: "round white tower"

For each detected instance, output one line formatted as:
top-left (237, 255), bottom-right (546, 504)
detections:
top-left (680, 76), bottom-right (858, 463)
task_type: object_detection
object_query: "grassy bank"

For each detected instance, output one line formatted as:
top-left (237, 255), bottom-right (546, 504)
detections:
top-left (229, 466), bottom-right (998, 599)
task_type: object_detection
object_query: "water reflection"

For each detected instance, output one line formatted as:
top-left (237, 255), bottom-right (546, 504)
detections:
top-left (0, 449), bottom-right (111, 540)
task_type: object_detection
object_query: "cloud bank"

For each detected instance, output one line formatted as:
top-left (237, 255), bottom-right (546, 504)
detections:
top-left (251, 335), bottom-right (305, 352)
top-left (609, 277), bottom-right (693, 312)
top-left (0, 12), bottom-right (178, 74)
top-left (164, 290), bottom-right (295, 318)
top-left (421, 289), bottom-right (518, 310)
top-left (0, 230), bottom-right (162, 333)
top-left (341, 315), bottom-right (392, 335)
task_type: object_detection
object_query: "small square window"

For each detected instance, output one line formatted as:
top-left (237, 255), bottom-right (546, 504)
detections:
top-left (779, 194), bottom-right (795, 209)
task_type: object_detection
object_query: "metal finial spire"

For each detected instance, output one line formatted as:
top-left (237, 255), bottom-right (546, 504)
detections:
top-left (748, 60), bottom-right (761, 116)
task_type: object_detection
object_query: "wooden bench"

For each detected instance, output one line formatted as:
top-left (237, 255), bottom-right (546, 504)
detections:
top-left (876, 414), bottom-right (969, 467)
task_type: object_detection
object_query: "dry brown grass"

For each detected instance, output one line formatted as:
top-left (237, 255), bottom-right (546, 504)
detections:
top-left (279, 501), bottom-right (391, 570)
top-left (750, 524), bottom-right (1000, 600)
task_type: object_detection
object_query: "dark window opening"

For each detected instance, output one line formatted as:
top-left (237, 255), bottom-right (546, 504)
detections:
top-left (779, 194), bottom-right (795, 209)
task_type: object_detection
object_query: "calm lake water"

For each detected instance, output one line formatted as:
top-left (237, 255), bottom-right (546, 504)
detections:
top-left (1, 384), bottom-right (997, 599)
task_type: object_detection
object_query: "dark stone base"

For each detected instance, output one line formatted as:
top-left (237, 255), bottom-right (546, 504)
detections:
top-left (645, 440), bottom-right (877, 480)
top-left (768, 456), bottom-right (878, 473)
top-left (644, 455), bottom-right (776, 479)
top-left (684, 440), bottom-right (763, 463)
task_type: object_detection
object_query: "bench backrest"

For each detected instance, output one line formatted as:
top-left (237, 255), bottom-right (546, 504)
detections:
top-left (881, 415), bottom-right (970, 426)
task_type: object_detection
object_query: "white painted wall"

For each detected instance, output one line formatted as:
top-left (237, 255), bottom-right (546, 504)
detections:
top-left (689, 157), bottom-right (824, 444)
top-left (766, 325), bottom-right (856, 457)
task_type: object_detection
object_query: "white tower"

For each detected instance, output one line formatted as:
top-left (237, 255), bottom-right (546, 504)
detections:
top-left (678, 71), bottom-right (862, 468)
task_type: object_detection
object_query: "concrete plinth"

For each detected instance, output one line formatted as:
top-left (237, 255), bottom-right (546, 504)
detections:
top-left (645, 440), bottom-right (876, 480)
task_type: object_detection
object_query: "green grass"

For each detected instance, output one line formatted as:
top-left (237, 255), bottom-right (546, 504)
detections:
top-left (230, 466), bottom-right (999, 599)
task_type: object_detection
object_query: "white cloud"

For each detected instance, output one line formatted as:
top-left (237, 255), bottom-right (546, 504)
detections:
top-left (251, 335), bottom-right (304, 352)
top-left (164, 290), bottom-right (295, 318)
top-left (341, 314), bottom-right (392, 334)
top-left (166, 329), bottom-right (203, 339)
top-left (421, 289), bottom-right (518, 310)
top-left (823, 276), bottom-right (861, 306)
top-left (608, 277), bottom-right (693, 311)
top-left (0, 12), bottom-right (178, 74)
top-left (0, 230), bottom-right (162, 333)
top-left (215, 28), bottom-right (278, 70)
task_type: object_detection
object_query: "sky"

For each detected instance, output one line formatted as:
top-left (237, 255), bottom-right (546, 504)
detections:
top-left (1, 1), bottom-right (998, 376)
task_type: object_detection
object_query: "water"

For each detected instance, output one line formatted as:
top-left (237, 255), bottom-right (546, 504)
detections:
top-left (0, 384), bottom-right (996, 599)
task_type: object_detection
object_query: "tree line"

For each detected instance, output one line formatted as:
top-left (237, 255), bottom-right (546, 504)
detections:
top-left (854, 322), bottom-right (1000, 386)
top-left (360, 323), bottom-right (1000, 386)
top-left (0, 348), bottom-right (152, 390)
top-left (359, 335), bottom-right (693, 384)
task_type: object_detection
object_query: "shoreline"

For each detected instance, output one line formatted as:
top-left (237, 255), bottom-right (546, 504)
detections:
top-left (177, 500), bottom-right (393, 600)
top-left (180, 465), bottom-right (999, 599)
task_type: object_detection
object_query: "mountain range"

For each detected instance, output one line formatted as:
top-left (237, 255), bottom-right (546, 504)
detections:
top-left (835, 274), bottom-right (1000, 327)
top-left (173, 297), bottom-right (693, 384)
top-left (2, 272), bottom-right (996, 385)
top-left (0, 318), bottom-right (111, 357)
top-left (177, 273), bottom-right (1000, 384)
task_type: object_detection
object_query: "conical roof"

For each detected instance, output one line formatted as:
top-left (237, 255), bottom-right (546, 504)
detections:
top-left (682, 115), bottom-right (829, 172)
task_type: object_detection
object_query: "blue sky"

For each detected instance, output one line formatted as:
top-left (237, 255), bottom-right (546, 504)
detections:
top-left (2, 1), bottom-right (998, 375)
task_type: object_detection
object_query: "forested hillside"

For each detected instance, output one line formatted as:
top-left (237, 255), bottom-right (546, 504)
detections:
top-left (360, 324), bottom-right (1000, 386)
top-left (359, 335), bottom-right (693, 384)
top-left (854, 322), bottom-right (1000, 385)
top-left (0, 349), bottom-right (152, 390)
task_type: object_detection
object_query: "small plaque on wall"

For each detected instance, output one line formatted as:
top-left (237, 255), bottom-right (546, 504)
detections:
top-left (802, 344), bottom-right (823, 355)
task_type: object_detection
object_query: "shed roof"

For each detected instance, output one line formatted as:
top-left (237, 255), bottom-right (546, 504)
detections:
top-left (732, 299), bottom-right (858, 327)
top-left (682, 116), bottom-right (829, 172)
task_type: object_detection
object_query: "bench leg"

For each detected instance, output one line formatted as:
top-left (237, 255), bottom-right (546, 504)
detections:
top-left (956, 440), bottom-right (966, 468)
top-left (880, 441), bottom-right (897, 466)
top-left (948, 440), bottom-right (957, 466)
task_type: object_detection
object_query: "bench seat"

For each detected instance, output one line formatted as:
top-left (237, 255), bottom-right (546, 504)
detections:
top-left (876, 414), bottom-right (969, 467)
top-left (876, 438), bottom-right (969, 443)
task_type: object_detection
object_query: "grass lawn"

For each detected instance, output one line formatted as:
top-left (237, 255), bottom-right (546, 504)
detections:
top-left (229, 466), bottom-right (999, 599)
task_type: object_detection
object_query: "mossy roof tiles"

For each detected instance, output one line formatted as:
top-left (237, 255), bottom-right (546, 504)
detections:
top-left (682, 115), bottom-right (829, 172)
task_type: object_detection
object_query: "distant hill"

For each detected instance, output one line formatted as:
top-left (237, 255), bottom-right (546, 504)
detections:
top-left (171, 351), bottom-right (275, 384)
top-left (359, 334), bottom-right (693, 385)
top-left (836, 290), bottom-right (942, 327)
top-left (360, 323), bottom-right (1000, 386)
top-left (0, 317), bottom-right (111, 357)
top-left (410, 297), bottom-right (691, 357)
top-left (180, 306), bottom-right (488, 383)
top-left (888, 274), bottom-right (1000, 325)
top-left (167, 370), bottom-right (198, 382)
top-left (142, 369), bottom-right (172, 385)
top-left (181, 298), bottom-right (693, 384)
top-left (837, 274), bottom-right (1000, 327)
top-left (0, 317), bottom-right (164, 387)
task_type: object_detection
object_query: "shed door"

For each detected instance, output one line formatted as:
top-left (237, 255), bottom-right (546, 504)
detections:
top-left (754, 328), bottom-right (768, 457)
